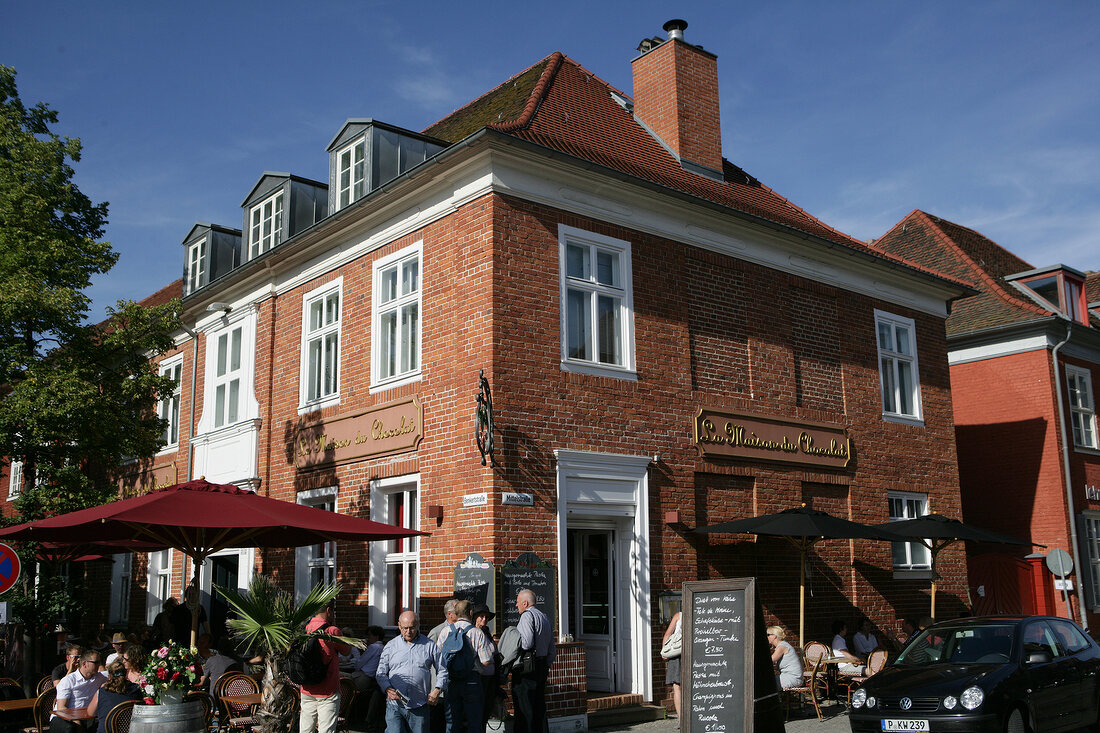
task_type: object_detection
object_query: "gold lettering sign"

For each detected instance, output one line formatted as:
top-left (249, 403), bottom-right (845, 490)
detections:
top-left (293, 397), bottom-right (423, 468)
top-left (118, 463), bottom-right (178, 497)
top-left (694, 408), bottom-right (852, 469)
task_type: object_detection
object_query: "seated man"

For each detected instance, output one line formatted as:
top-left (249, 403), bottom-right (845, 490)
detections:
top-left (201, 636), bottom-right (241, 696)
top-left (105, 633), bottom-right (128, 666)
top-left (52, 644), bottom-right (82, 687)
top-left (52, 649), bottom-right (106, 732)
top-left (830, 620), bottom-right (865, 676)
top-left (852, 619), bottom-right (878, 658)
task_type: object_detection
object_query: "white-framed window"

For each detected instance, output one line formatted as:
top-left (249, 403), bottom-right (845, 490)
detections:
top-left (1067, 365), bottom-right (1098, 450)
top-left (558, 225), bottom-right (636, 379)
top-left (295, 488), bottom-right (337, 602)
top-left (372, 243), bottom-right (421, 391)
top-left (369, 475), bottom-right (419, 627)
top-left (300, 279), bottom-right (342, 410)
top-left (7, 460), bottom-right (23, 500)
top-left (1084, 515), bottom-right (1100, 609)
top-left (186, 238), bottom-right (207, 294)
top-left (212, 325), bottom-right (244, 428)
top-left (337, 139), bottom-right (367, 210)
top-left (248, 192), bottom-right (284, 259)
top-left (109, 554), bottom-right (132, 625)
top-left (146, 549), bottom-right (173, 625)
top-left (158, 357), bottom-right (183, 450)
top-left (875, 310), bottom-right (923, 423)
top-left (889, 491), bottom-right (931, 570)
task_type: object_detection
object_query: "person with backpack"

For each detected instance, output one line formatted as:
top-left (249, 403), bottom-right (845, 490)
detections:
top-left (512, 589), bottom-right (556, 733)
top-left (376, 611), bottom-right (447, 733)
top-left (436, 600), bottom-right (493, 733)
top-left (299, 600), bottom-right (350, 733)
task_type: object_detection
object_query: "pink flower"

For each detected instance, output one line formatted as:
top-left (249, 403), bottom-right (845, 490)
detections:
top-left (156, 647), bottom-right (169, 659)
top-left (144, 697), bottom-right (155, 705)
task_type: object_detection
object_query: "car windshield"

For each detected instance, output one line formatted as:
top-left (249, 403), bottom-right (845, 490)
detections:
top-left (895, 623), bottom-right (1016, 666)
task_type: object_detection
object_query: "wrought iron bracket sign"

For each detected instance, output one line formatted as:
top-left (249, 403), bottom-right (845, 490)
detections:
top-left (476, 369), bottom-right (496, 467)
top-left (693, 408), bottom-right (852, 469)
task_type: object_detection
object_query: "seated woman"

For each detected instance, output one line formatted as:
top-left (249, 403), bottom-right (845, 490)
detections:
top-left (767, 626), bottom-right (803, 689)
top-left (88, 658), bottom-right (141, 731)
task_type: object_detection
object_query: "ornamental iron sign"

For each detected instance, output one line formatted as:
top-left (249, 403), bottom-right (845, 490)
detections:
top-left (693, 408), bottom-right (852, 469)
top-left (476, 369), bottom-right (496, 467)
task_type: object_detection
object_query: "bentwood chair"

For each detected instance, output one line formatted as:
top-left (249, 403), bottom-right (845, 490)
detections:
top-left (782, 658), bottom-right (824, 721)
top-left (34, 676), bottom-right (53, 695)
top-left (183, 690), bottom-right (216, 729)
top-left (839, 648), bottom-right (888, 704)
top-left (104, 699), bottom-right (137, 733)
top-left (24, 687), bottom-right (55, 733)
top-left (216, 672), bottom-right (260, 732)
top-left (337, 677), bottom-right (358, 732)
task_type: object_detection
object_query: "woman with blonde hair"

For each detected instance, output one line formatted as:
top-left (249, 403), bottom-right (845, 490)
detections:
top-left (767, 626), bottom-right (803, 690)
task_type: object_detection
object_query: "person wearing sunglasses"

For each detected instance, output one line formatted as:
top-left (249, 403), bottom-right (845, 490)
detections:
top-left (51, 644), bottom-right (83, 688)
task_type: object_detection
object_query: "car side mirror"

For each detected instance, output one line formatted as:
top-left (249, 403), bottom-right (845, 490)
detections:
top-left (1025, 650), bottom-right (1053, 665)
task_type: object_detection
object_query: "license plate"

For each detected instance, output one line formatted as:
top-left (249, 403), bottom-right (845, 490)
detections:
top-left (881, 721), bottom-right (929, 732)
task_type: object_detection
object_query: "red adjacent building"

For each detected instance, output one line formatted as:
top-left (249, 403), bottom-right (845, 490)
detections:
top-left (876, 210), bottom-right (1100, 629)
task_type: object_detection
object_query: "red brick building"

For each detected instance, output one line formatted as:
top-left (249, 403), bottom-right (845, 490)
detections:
top-left (4, 21), bottom-right (975, 720)
top-left (876, 210), bottom-right (1100, 630)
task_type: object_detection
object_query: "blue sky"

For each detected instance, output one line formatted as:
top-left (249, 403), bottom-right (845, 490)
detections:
top-left (5, 0), bottom-right (1098, 319)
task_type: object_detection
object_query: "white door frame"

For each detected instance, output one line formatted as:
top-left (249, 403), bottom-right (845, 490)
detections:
top-left (555, 449), bottom-right (652, 700)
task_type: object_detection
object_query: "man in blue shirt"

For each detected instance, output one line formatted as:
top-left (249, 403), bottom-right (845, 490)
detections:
top-left (512, 589), bottom-right (556, 733)
top-left (377, 611), bottom-right (447, 733)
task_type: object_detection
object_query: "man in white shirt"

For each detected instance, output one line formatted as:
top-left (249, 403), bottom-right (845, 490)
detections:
top-left (830, 620), bottom-right (865, 676)
top-left (852, 619), bottom-right (878, 658)
top-left (52, 649), bottom-right (106, 732)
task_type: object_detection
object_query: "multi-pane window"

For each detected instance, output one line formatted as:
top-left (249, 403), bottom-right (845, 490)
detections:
top-left (373, 244), bottom-right (421, 386)
top-left (370, 477), bottom-right (419, 626)
top-left (1085, 516), bottom-right (1100, 609)
top-left (109, 554), bottom-right (132, 625)
top-left (7, 460), bottom-right (23, 500)
top-left (875, 310), bottom-right (922, 420)
top-left (186, 239), bottom-right (207, 294)
top-left (337, 139), bottom-right (366, 210)
top-left (248, 192), bottom-right (284, 259)
top-left (158, 359), bottom-right (183, 448)
top-left (307, 497), bottom-right (336, 588)
top-left (302, 283), bottom-right (341, 405)
top-left (213, 326), bottom-right (243, 428)
top-left (146, 550), bottom-right (172, 625)
top-left (1067, 366), bottom-right (1097, 449)
top-left (889, 491), bottom-right (930, 570)
top-left (559, 226), bottom-right (634, 375)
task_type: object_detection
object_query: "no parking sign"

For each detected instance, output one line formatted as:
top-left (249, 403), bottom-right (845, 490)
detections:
top-left (0, 543), bottom-right (21, 595)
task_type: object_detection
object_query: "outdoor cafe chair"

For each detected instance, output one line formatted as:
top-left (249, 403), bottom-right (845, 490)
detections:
top-left (104, 699), bottom-right (136, 733)
top-left (0, 677), bottom-right (20, 687)
top-left (337, 677), bottom-right (358, 732)
top-left (216, 672), bottom-right (260, 732)
top-left (183, 690), bottom-right (215, 729)
top-left (24, 687), bottom-right (55, 733)
top-left (838, 648), bottom-right (889, 704)
top-left (801, 641), bottom-right (830, 676)
top-left (782, 657), bottom-right (824, 721)
top-left (34, 676), bottom-right (52, 696)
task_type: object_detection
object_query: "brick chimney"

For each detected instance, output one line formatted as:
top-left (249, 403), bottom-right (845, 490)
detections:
top-left (632, 19), bottom-right (723, 175)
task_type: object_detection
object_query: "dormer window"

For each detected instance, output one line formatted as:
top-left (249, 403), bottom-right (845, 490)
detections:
top-left (249, 192), bottom-right (284, 259)
top-left (337, 140), bottom-right (367, 209)
top-left (1007, 265), bottom-right (1089, 325)
top-left (187, 238), bottom-right (208, 294)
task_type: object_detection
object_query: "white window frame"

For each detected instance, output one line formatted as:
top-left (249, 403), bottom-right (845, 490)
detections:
top-left (371, 242), bottom-right (422, 392)
top-left (369, 474), bottom-right (420, 628)
top-left (158, 356), bottom-right (183, 452)
top-left (196, 308), bottom-right (259, 437)
top-left (212, 325), bottom-right (244, 429)
top-left (146, 549), bottom-right (174, 625)
top-left (889, 490), bottom-right (931, 572)
top-left (337, 138), bottom-right (367, 210)
top-left (299, 278), bottom-right (343, 412)
top-left (295, 487), bottom-right (338, 602)
top-left (109, 553), bottom-right (132, 625)
top-left (7, 460), bottom-right (23, 500)
top-left (558, 224), bottom-right (636, 380)
top-left (186, 238), bottom-right (208, 294)
top-left (1084, 514), bottom-right (1100, 611)
top-left (1067, 365), bottom-right (1098, 451)
top-left (248, 191), bottom-right (284, 260)
top-left (874, 309), bottom-right (923, 424)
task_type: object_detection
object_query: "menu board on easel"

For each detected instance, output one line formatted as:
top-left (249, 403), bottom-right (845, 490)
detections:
top-left (683, 578), bottom-right (756, 733)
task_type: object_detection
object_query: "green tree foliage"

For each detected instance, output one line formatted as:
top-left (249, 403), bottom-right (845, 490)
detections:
top-left (0, 66), bottom-right (181, 627)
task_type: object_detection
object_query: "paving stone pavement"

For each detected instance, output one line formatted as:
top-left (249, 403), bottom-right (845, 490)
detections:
top-left (588, 705), bottom-right (852, 733)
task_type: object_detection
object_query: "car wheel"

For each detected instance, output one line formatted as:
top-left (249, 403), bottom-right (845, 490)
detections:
top-left (1004, 708), bottom-right (1026, 733)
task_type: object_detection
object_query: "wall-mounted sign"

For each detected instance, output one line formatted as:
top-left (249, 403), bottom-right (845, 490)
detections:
top-left (293, 397), bottom-right (423, 469)
top-left (454, 552), bottom-right (495, 609)
top-left (463, 493), bottom-right (488, 507)
top-left (501, 492), bottom-right (534, 506)
top-left (501, 552), bottom-right (556, 629)
top-left (1086, 484), bottom-right (1099, 501)
top-left (693, 408), bottom-right (852, 469)
top-left (118, 463), bottom-right (178, 497)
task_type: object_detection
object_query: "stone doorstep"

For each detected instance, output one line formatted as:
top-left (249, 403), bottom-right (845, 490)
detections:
top-left (586, 693), bottom-right (644, 712)
top-left (586, 703), bottom-right (666, 729)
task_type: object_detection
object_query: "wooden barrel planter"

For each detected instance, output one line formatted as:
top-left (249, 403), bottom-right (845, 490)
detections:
top-left (129, 699), bottom-right (205, 733)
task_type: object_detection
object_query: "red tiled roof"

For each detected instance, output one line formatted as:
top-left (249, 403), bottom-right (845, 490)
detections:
top-left (424, 53), bottom-right (968, 290)
top-left (875, 211), bottom-right (1054, 337)
top-left (138, 280), bottom-right (183, 309)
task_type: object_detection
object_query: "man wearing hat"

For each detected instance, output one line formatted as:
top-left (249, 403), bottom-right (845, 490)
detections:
top-left (105, 633), bottom-right (128, 667)
top-left (472, 604), bottom-right (500, 730)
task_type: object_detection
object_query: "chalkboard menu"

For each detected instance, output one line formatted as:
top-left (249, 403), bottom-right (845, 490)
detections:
top-left (500, 552), bottom-right (556, 628)
top-left (454, 553), bottom-right (495, 610)
top-left (683, 578), bottom-right (779, 733)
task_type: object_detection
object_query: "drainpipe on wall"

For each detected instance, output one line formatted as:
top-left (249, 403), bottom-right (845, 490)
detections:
top-left (179, 323), bottom-right (199, 482)
top-left (1051, 321), bottom-right (1087, 629)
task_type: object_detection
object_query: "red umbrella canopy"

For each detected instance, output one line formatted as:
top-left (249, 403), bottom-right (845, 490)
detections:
top-left (0, 478), bottom-right (423, 556)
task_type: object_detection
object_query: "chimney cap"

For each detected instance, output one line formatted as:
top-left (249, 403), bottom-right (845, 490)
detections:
top-left (663, 19), bottom-right (688, 40)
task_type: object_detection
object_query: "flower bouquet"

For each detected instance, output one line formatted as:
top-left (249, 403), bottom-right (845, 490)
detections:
top-left (141, 642), bottom-right (203, 704)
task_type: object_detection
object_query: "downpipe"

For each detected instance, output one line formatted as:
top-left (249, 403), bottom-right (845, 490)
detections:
top-left (1051, 322), bottom-right (1087, 630)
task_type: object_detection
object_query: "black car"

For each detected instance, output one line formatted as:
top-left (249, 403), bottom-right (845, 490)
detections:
top-left (848, 615), bottom-right (1100, 733)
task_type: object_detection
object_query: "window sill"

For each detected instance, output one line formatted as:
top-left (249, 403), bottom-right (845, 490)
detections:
top-left (560, 360), bottom-right (638, 381)
top-left (1073, 444), bottom-right (1100, 456)
top-left (370, 372), bottom-right (422, 395)
top-left (892, 569), bottom-right (934, 580)
top-left (155, 445), bottom-right (179, 458)
top-left (883, 413), bottom-right (925, 427)
top-left (298, 395), bottom-right (341, 416)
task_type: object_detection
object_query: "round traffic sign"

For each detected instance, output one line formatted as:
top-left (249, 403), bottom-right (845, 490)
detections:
top-left (1045, 548), bottom-right (1074, 578)
top-left (0, 543), bottom-right (21, 594)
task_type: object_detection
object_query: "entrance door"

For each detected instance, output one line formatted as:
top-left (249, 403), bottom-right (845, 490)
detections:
top-left (208, 555), bottom-right (238, 640)
top-left (568, 529), bottom-right (615, 691)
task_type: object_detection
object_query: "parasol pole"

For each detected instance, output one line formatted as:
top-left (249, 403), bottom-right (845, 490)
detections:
top-left (188, 549), bottom-right (208, 650)
top-left (800, 546), bottom-right (806, 646)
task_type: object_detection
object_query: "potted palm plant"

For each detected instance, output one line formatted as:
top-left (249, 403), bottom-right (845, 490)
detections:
top-left (217, 576), bottom-right (362, 733)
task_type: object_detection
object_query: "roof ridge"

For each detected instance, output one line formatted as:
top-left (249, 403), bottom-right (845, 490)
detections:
top-left (913, 211), bottom-right (1049, 316)
top-left (925, 212), bottom-right (1036, 272)
top-left (491, 52), bottom-right (564, 133)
